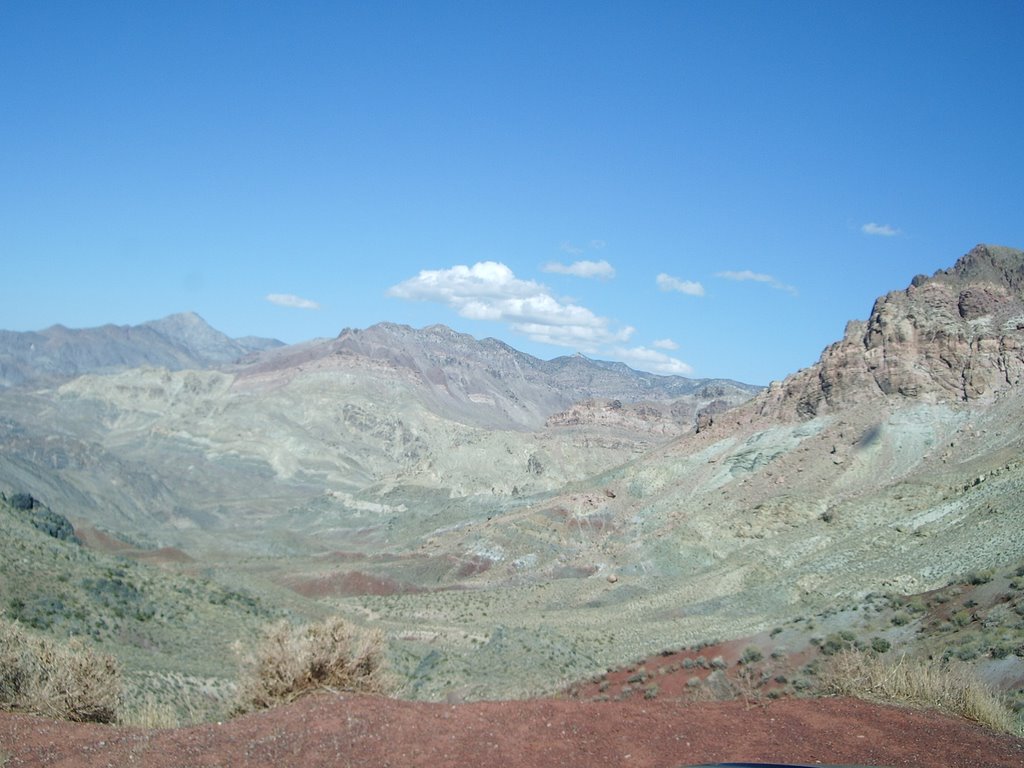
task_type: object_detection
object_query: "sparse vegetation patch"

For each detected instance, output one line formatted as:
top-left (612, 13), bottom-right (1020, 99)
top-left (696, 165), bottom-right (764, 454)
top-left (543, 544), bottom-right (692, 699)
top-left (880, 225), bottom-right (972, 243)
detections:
top-left (821, 649), bottom-right (1019, 735)
top-left (0, 618), bottom-right (121, 723)
top-left (232, 616), bottom-right (389, 714)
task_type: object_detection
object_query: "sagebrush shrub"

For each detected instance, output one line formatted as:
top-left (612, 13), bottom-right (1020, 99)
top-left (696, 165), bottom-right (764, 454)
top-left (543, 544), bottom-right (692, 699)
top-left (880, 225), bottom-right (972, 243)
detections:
top-left (0, 619), bottom-right (121, 722)
top-left (232, 616), bottom-right (388, 714)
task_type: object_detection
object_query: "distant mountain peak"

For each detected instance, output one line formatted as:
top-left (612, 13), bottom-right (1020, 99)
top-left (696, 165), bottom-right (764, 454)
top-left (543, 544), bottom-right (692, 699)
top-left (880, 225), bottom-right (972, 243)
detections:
top-left (0, 313), bottom-right (282, 387)
top-left (144, 311), bottom-right (230, 345)
top-left (147, 311), bottom-right (213, 330)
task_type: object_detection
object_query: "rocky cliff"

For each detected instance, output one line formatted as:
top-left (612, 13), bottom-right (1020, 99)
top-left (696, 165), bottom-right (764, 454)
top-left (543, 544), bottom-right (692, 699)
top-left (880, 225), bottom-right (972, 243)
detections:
top-left (742, 245), bottom-right (1024, 425)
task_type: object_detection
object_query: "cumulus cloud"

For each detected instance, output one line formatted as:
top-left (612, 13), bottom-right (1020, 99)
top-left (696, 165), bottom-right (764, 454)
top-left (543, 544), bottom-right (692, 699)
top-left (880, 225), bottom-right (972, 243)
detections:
top-left (715, 270), bottom-right (798, 296)
top-left (611, 345), bottom-right (693, 376)
top-left (861, 222), bottom-right (901, 237)
top-left (652, 338), bottom-right (679, 350)
top-left (388, 261), bottom-right (632, 350)
top-left (656, 273), bottom-right (705, 296)
top-left (542, 259), bottom-right (616, 279)
top-left (265, 293), bottom-right (320, 310)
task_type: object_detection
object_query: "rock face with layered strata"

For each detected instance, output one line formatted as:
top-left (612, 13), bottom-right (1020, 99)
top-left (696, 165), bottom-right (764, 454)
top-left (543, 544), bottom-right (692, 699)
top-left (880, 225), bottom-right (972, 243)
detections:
top-left (748, 245), bottom-right (1024, 424)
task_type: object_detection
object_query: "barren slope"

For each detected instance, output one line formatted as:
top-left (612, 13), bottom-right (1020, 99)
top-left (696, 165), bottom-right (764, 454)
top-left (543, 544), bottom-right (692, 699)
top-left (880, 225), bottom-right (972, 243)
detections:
top-left (2, 694), bottom-right (1022, 768)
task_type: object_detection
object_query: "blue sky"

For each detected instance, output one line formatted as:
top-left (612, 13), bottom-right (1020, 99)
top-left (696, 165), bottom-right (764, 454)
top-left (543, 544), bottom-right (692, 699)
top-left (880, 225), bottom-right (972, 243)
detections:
top-left (2, 1), bottom-right (1022, 384)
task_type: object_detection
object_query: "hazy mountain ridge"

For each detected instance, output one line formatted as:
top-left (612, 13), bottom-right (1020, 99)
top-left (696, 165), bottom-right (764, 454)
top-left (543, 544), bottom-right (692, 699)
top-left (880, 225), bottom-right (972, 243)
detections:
top-left (0, 312), bottom-right (283, 388)
top-left (234, 321), bottom-right (758, 432)
top-left (0, 318), bottom-right (756, 553)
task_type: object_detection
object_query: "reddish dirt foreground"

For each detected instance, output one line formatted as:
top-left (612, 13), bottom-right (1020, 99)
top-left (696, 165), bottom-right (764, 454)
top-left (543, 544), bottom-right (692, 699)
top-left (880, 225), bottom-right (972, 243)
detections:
top-left (1, 695), bottom-right (1022, 768)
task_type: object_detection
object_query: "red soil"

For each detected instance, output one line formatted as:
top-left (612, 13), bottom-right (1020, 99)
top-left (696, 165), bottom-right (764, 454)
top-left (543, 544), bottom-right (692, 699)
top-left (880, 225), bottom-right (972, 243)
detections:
top-left (2, 694), bottom-right (1021, 768)
top-left (71, 524), bottom-right (193, 566)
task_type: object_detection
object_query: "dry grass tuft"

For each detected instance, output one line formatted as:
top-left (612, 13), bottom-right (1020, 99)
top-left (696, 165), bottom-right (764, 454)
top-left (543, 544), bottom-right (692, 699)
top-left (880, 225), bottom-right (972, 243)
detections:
top-left (0, 618), bottom-right (121, 723)
top-left (118, 693), bottom-right (183, 729)
top-left (821, 648), bottom-right (1019, 735)
top-left (232, 616), bottom-right (388, 714)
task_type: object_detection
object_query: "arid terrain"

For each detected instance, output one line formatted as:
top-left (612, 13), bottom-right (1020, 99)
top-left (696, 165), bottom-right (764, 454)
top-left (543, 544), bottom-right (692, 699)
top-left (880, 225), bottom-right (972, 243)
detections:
top-left (3, 694), bottom-right (1023, 767)
top-left (2, 245), bottom-right (1024, 764)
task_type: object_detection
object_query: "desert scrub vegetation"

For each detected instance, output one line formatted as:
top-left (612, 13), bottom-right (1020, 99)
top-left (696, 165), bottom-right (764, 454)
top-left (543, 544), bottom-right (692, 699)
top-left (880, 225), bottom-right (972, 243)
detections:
top-left (1, 495), bottom-right (278, 683)
top-left (232, 616), bottom-right (389, 714)
top-left (821, 648), bottom-right (1019, 736)
top-left (0, 618), bottom-right (121, 723)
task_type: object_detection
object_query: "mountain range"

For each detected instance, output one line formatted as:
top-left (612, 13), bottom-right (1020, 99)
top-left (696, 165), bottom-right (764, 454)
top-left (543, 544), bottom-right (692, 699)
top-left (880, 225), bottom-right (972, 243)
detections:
top-left (0, 244), bottom-right (1022, 706)
top-left (0, 311), bottom-right (283, 388)
top-left (0, 312), bottom-right (757, 552)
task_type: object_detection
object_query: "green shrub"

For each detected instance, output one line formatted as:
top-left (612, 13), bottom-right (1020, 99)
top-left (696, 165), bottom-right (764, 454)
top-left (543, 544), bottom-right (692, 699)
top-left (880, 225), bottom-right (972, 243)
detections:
top-left (966, 570), bottom-right (994, 585)
top-left (740, 646), bottom-right (763, 664)
top-left (820, 632), bottom-right (857, 656)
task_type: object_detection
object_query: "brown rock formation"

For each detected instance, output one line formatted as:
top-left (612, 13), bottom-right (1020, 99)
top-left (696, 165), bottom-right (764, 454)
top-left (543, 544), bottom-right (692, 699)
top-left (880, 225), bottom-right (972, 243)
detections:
top-left (749, 245), bottom-right (1024, 423)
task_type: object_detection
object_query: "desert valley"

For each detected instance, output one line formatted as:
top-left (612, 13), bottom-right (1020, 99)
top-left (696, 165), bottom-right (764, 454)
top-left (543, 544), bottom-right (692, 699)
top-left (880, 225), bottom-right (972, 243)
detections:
top-left (1, 245), bottom-right (1024, 765)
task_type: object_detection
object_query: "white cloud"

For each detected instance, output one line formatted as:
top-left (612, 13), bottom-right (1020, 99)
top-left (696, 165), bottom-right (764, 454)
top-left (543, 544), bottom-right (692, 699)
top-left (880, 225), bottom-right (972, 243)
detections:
top-left (514, 322), bottom-right (635, 349)
top-left (589, 239), bottom-right (607, 250)
top-left (612, 345), bottom-right (693, 376)
top-left (266, 293), bottom-right (320, 310)
top-left (715, 270), bottom-right (798, 296)
top-left (388, 261), bottom-right (631, 351)
top-left (542, 259), bottom-right (616, 279)
top-left (716, 270), bottom-right (771, 283)
top-left (656, 273), bottom-right (705, 296)
top-left (388, 261), bottom-right (699, 375)
top-left (862, 222), bottom-right (901, 237)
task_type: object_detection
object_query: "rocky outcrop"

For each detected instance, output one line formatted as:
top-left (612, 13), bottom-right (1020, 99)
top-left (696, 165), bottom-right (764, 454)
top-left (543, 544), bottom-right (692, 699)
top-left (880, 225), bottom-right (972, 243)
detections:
top-left (545, 398), bottom-right (692, 437)
top-left (749, 245), bottom-right (1024, 422)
